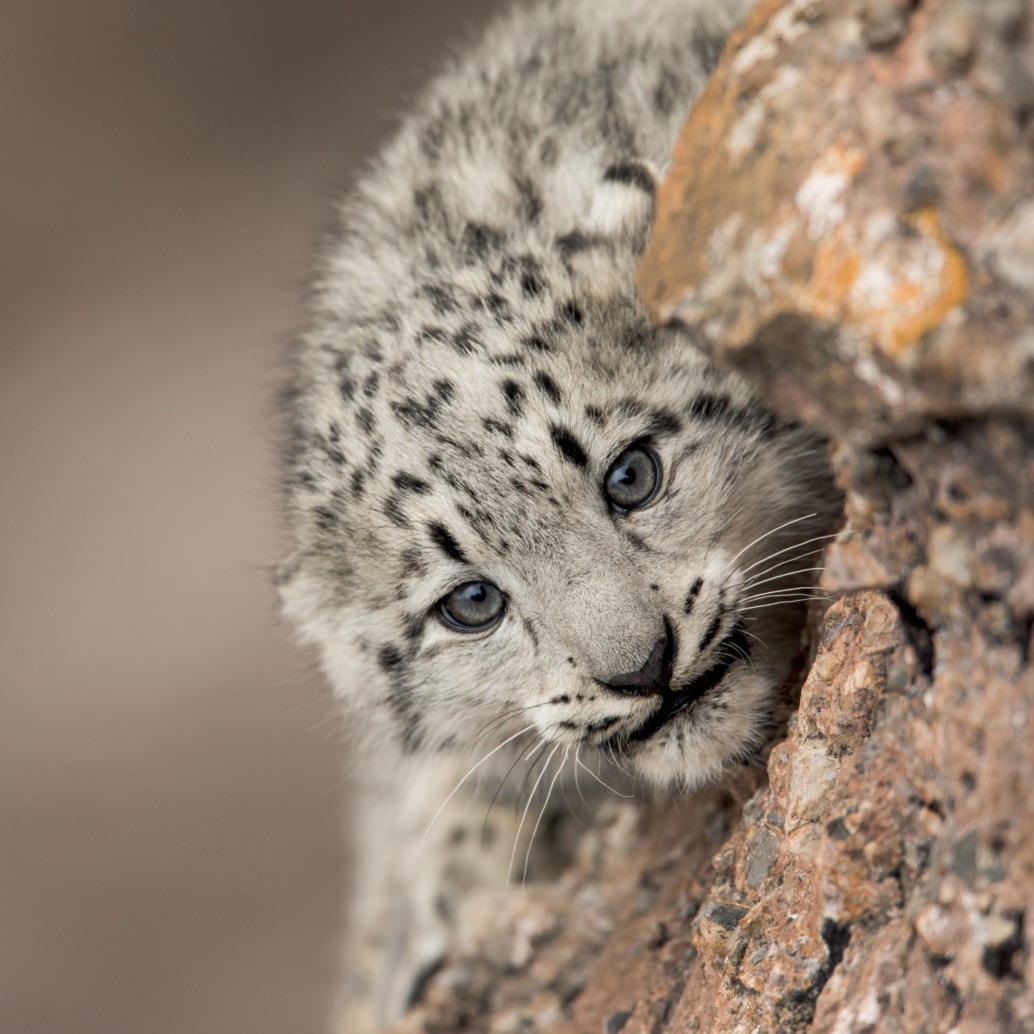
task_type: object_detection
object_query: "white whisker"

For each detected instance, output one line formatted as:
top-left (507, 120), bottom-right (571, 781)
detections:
top-left (726, 513), bottom-right (819, 571)
top-left (481, 736), bottom-right (545, 849)
top-left (514, 738), bottom-right (552, 814)
top-left (576, 752), bottom-right (634, 798)
top-left (742, 585), bottom-right (828, 602)
top-left (521, 747), bottom-right (568, 885)
top-left (741, 547), bottom-right (827, 586)
top-left (743, 566), bottom-right (825, 591)
top-left (573, 746), bottom-right (590, 809)
top-left (738, 626), bottom-right (769, 655)
top-left (419, 724), bottom-right (535, 852)
top-left (471, 700), bottom-right (553, 750)
top-left (740, 595), bottom-right (833, 612)
top-left (738, 533), bottom-right (839, 578)
top-left (507, 741), bottom-right (561, 886)
top-left (605, 742), bottom-right (636, 779)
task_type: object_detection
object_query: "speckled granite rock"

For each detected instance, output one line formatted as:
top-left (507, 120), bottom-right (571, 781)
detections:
top-left (387, 1), bottom-right (1034, 1030)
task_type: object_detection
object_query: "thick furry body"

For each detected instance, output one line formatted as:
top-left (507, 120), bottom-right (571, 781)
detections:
top-left (279, 0), bottom-right (841, 1028)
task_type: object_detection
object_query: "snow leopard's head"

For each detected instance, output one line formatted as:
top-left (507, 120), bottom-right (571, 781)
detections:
top-left (280, 188), bottom-right (840, 789)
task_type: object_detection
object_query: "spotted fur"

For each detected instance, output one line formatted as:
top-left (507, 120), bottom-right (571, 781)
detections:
top-left (278, 0), bottom-right (841, 1027)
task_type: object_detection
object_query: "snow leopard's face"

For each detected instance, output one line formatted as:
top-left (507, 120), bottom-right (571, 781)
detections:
top-left (280, 243), bottom-right (839, 789)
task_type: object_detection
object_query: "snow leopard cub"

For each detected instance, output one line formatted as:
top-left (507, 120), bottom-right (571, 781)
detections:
top-left (280, 0), bottom-right (840, 1027)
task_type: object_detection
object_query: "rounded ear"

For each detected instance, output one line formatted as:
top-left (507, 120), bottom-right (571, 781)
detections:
top-left (554, 159), bottom-right (660, 295)
top-left (587, 160), bottom-right (659, 242)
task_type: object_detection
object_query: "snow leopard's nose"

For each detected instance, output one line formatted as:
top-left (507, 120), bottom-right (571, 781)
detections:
top-left (601, 617), bottom-right (674, 697)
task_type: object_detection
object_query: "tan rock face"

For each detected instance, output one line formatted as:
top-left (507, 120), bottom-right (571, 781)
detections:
top-left (389, 1), bottom-right (1033, 1030)
top-left (639, 0), bottom-right (1034, 441)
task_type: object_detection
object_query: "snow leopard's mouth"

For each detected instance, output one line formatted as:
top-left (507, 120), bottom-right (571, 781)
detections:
top-left (622, 624), bottom-right (749, 744)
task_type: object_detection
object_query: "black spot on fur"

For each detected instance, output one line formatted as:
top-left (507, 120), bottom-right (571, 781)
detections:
top-left (392, 384), bottom-right (451, 430)
top-left (550, 424), bottom-right (588, 467)
top-left (504, 253), bottom-right (545, 297)
top-left (518, 260), bottom-right (544, 297)
top-left (357, 407), bottom-right (376, 434)
top-left (684, 577), bottom-right (703, 615)
top-left (338, 377), bottom-right (356, 401)
top-left (482, 417), bottom-right (514, 438)
top-left (363, 372), bottom-right (381, 398)
top-left (383, 495), bottom-right (409, 526)
top-left (533, 371), bottom-right (562, 404)
top-left (698, 606), bottom-right (724, 653)
top-left (367, 441), bottom-right (382, 473)
top-left (350, 468), bottom-right (366, 498)
top-left (688, 393), bottom-right (777, 436)
top-left (501, 379), bottom-right (525, 417)
top-left (424, 283), bottom-right (458, 315)
top-left (378, 645), bottom-right (404, 672)
top-left (653, 67), bottom-right (682, 116)
top-left (688, 394), bottom-right (731, 421)
top-left (562, 300), bottom-right (583, 324)
top-left (603, 161), bottom-right (656, 195)
top-left (452, 323), bottom-right (481, 355)
top-left (428, 522), bottom-right (468, 565)
top-left (514, 175), bottom-right (543, 223)
top-left (524, 334), bottom-right (551, 353)
top-left (556, 229), bottom-right (601, 256)
top-left (458, 502), bottom-right (496, 540)
top-left (480, 292), bottom-right (511, 321)
top-left (624, 531), bottom-right (654, 553)
top-left (584, 405), bottom-right (607, 426)
top-left (393, 471), bottom-right (431, 494)
top-left (523, 618), bottom-right (539, 649)
top-left (418, 325), bottom-right (448, 347)
top-left (400, 548), bottom-right (426, 578)
top-left (649, 409), bottom-right (682, 436)
top-left (313, 506), bottom-right (338, 532)
top-left (463, 222), bottom-right (504, 259)
top-left (315, 433), bottom-right (345, 466)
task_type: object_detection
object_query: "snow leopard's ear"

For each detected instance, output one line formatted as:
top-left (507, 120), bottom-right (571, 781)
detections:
top-left (556, 159), bottom-right (660, 291)
top-left (587, 159), bottom-right (659, 241)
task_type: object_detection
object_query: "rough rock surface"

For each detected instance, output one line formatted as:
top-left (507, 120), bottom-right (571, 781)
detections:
top-left (387, 1), bottom-right (1034, 1030)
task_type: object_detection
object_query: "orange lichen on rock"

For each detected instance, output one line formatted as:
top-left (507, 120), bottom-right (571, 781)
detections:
top-left (640, 0), bottom-right (1034, 435)
top-left (803, 204), bottom-right (970, 358)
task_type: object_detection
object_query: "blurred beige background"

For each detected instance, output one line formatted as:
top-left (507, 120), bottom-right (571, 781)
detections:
top-left (0, 2), bottom-right (505, 1032)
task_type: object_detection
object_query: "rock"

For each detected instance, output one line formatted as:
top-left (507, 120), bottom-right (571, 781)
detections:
top-left (385, 1), bottom-right (1034, 1030)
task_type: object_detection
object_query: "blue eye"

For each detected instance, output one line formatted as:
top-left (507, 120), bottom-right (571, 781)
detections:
top-left (438, 581), bottom-right (506, 632)
top-left (603, 444), bottom-right (661, 511)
